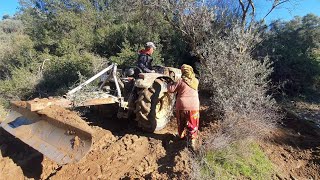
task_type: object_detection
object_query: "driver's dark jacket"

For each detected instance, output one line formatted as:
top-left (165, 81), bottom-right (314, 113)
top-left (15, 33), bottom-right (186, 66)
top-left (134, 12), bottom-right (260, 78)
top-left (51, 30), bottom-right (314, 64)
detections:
top-left (137, 53), bottom-right (153, 73)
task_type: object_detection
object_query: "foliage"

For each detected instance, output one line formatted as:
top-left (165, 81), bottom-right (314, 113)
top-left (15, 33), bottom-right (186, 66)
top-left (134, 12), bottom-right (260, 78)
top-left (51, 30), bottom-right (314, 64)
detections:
top-left (200, 24), bottom-right (278, 148)
top-left (37, 53), bottom-right (99, 96)
top-left (258, 14), bottom-right (320, 96)
top-left (0, 18), bottom-right (40, 100)
top-left (0, 97), bottom-right (9, 122)
top-left (199, 142), bottom-right (274, 179)
top-left (0, 67), bottom-right (41, 99)
top-left (19, 0), bottom-right (181, 66)
top-left (0, 19), bottom-right (36, 79)
top-left (20, 0), bottom-right (98, 56)
top-left (0, 0), bottom-right (191, 101)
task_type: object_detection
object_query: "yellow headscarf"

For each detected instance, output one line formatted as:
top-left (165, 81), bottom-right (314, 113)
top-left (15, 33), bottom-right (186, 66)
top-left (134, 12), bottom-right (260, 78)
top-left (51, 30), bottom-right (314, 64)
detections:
top-left (181, 64), bottom-right (198, 90)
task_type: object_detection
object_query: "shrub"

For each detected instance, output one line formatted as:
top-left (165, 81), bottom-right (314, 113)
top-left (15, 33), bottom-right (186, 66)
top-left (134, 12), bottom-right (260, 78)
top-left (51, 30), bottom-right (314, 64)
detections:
top-left (36, 52), bottom-right (107, 96)
top-left (0, 67), bottom-right (41, 100)
top-left (200, 25), bottom-right (279, 149)
top-left (0, 19), bottom-right (36, 79)
top-left (81, 52), bottom-right (109, 74)
top-left (109, 41), bottom-right (142, 68)
top-left (258, 14), bottom-right (320, 96)
top-left (0, 98), bottom-right (8, 122)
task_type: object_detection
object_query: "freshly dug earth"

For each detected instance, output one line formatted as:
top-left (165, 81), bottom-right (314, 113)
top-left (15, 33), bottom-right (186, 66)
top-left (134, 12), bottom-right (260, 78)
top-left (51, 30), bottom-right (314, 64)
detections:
top-left (0, 105), bottom-right (193, 180)
top-left (0, 150), bottom-right (24, 180)
top-left (1, 102), bottom-right (320, 179)
top-left (261, 115), bottom-right (320, 179)
top-left (38, 105), bottom-right (93, 134)
top-left (0, 158), bottom-right (25, 180)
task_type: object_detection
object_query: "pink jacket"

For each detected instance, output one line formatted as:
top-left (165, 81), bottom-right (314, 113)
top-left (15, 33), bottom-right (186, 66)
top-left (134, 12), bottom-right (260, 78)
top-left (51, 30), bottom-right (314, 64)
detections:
top-left (168, 79), bottom-right (200, 110)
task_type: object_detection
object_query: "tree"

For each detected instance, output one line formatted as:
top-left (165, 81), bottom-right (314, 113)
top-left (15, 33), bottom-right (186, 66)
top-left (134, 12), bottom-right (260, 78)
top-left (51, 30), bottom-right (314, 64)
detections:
top-left (258, 14), bottom-right (320, 96)
top-left (0, 19), bottom-right (36, 79)
top-left (2, 14), bottom-right (10, 20)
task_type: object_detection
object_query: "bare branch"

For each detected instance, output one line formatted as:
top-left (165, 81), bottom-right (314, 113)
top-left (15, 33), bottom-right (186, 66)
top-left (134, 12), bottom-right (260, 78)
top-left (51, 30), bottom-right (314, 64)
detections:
top-left (247, 0), bottom-right (255, 32)
top-left (239, 0), bottom-right (253, 29)
top-left (239, 0), bottom-right (245, 12)
top-left (262, 0), bottom-right (290, 21)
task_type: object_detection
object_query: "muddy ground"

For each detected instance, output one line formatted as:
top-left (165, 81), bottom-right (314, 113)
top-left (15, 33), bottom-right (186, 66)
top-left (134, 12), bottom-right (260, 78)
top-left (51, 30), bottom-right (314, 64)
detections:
top-left (0, 101), bottom-right (320, 179)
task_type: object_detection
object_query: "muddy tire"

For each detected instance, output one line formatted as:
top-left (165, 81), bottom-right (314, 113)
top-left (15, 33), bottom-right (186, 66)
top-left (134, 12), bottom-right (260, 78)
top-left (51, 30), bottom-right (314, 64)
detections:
top-left (135, 79), bottom-right (175, 132)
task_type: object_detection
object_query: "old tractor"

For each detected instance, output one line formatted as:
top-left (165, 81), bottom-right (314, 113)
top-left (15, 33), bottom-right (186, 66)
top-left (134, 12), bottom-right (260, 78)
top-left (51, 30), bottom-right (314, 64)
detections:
top-left (0, 63), bottom-right (181, 164)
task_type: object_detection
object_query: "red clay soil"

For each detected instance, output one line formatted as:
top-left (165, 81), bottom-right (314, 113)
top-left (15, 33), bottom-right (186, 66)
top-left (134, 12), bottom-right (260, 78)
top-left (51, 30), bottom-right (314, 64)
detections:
top-left (0, 116), bottom-right (193, 180)
top-left (261, 116), bottom-right (320, 179)
top-left (0, 155), bottom-right (24, 180)
top-left (46, 121), bottom-right (193, 180)
top-left (38, 105), bottom-right (93, 134)
top-left (0, 101), bottom-right (320, 179)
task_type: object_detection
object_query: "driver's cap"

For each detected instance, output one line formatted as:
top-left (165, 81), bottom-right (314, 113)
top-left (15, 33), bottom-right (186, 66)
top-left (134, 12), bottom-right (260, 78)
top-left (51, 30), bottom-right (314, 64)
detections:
top-left (145, 42), bottom-right (156, 49)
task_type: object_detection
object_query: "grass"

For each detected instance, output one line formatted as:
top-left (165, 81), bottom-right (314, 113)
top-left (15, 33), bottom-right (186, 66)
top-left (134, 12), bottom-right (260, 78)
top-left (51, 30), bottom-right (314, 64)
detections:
top-left (201, 141), bottom-right (274, 180)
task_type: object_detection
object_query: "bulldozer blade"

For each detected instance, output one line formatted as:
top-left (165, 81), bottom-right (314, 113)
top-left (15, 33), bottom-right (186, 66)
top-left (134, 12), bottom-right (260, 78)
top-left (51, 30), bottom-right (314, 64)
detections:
top-left (0, 103), bottom-right (93, 165)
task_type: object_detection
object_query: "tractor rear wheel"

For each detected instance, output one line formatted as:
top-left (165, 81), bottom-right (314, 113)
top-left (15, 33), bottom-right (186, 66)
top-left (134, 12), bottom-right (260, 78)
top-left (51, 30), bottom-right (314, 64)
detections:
top-left (135, 79), bottom-right (175, 132)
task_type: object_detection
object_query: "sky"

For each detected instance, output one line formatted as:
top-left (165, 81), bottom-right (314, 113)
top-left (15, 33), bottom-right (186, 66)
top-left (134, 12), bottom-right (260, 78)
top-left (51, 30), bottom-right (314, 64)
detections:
top-left (0, 0), bottom-right (319, 23)
top-left (0, 0), bottom-right (19, 17)
top-left (255, 0), bottom-right (320, 23)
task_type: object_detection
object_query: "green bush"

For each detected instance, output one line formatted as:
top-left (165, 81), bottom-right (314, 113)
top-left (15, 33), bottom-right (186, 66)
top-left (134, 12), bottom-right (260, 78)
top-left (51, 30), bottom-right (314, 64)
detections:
top-left (0, 105), bottom-right (7, 122)
top-left (0, 97), bottom-right (8, 122)
top-left (0, 19), bottom-right (36, 79)
top-left (0, 67), bottom-right (40, 99)
top-left (36, 52), bottom-right (107, 96)
top-left (258, 14), bottom-right (320, 96)
top-left (109, 41), bottom-right (141, 67)
top-left (201, 25), bottom-right (278, 149)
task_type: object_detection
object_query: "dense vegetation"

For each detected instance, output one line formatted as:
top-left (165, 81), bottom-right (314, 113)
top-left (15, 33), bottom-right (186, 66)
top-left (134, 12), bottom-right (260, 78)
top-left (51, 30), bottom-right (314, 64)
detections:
top-left (0, 0), bottom-right (319, 179)
top-left (258, 14), bottom-right (320, 97)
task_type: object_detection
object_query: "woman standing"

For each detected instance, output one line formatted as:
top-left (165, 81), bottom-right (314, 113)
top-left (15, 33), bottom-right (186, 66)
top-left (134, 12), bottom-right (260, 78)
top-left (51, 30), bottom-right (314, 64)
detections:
top-left (168, 64), bottom-right (200, 149)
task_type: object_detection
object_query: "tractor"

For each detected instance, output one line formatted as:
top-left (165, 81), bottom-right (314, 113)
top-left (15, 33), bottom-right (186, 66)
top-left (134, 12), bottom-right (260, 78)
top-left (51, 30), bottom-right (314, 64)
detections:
top-left (0, 63), bottom-right (181, 165)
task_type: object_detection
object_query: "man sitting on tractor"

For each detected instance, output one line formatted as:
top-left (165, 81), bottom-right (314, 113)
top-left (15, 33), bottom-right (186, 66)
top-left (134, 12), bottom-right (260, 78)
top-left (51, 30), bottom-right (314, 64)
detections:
top-left (137, 42), bottom-right (156, 73)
